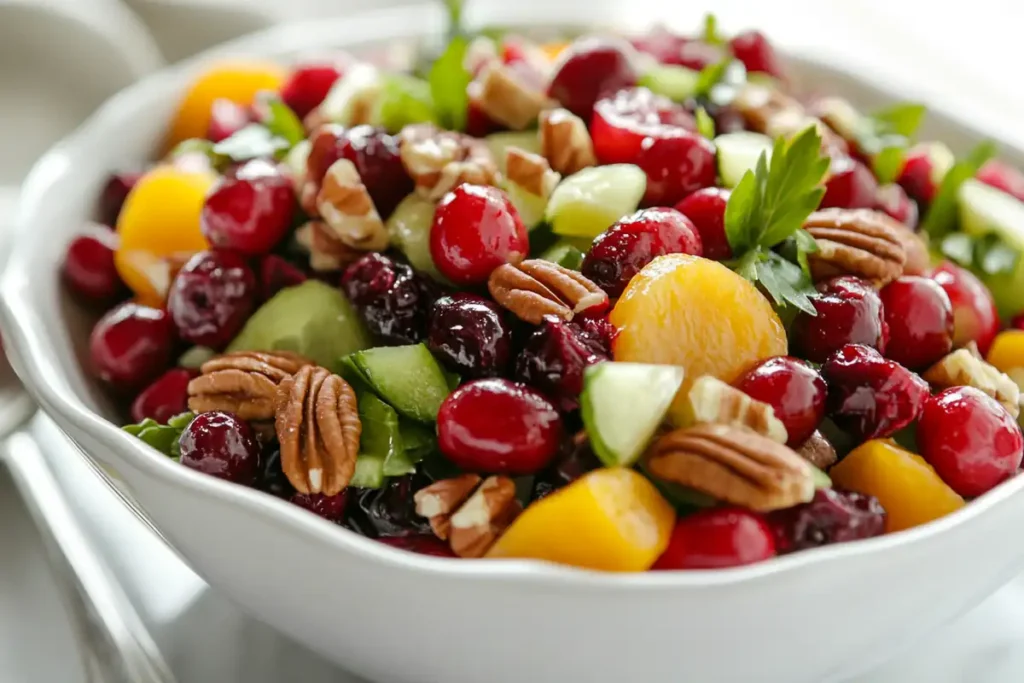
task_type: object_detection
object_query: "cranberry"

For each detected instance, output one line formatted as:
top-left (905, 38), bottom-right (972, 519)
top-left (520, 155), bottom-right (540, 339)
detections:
top-left (167, 250), bottom-right (257, 349)
top-left (465, 100), bottom-right (502, 137)
top-left (352, 475), bottom-right (433, 538)
top-left (258, 254), bottom-right (307, 300)
top-left (675, 187), bottom-right (731, 260)
top-left (592, 88), bottom-right (715, 206)
top-left (918, 387), bottom-right (1024, 498)
top-left (879, 276), bottom-right (954, 370)
top-left (206, 99), bottom-right (250, 142)
top-left (290, 491), bottom-right (349, 524)
top-left (99, 172), bottom-right (141, 226)
top-left (736, 357), bottom-right (827, 447)
top-left (437, 378), bottom-right (562, 475)
top-left (515, 317), bottom-right (608, 412)
top-left (280, 61), bottom-right (345, 119)
top-left (427, 293), bottom-right (511, 378)
top-left (820, 156), bottom-right (879, 210)
top-left (377, 535), bottom-right (455, 558)
top-left (62, 227), bottom-right (126, 304)
top-left (573, 309), bottom-right (618, 357)
top-left (178, 411), bottom-right (260, 485)
top-left (341, 253), bottom-right (434, 345)
top-left (632, 29), bottom-right (725, 70)
top-left (201, 159), bottom-right (295, 255)
top-left (768, 488), bottom-right (886, 553)
top-left (652, 508), bottom-right (776, 570)
top-left (581, 208), bottom-right (703, 298)
top-left (791, 277), bottom-right (889, 363)
top-left (930, 262), bottom-right (1000, 355)
top-left (430, 184), bottom-right (528, 286)
top-left (1013, 314), bottom-right (1024, 331)
top-left (897, 145), bottom-right (945, 205)
top-left (89, 302), bottom-right (174, 390)
top-left (977, 159), bottom-right (1024, 203)
top-left (531, 433), bottom-right (601, 500)
top-left (307, 124), bottom-right (411, 219)
top-left (546, 37), bottom-right (639, 119)
top-left (130, 368), bottom-right (195, 424)
top-left (260, 448), bottom-right (294, 498)
top-left (729, 30), bottom-right (785, 78)
top-left (821, 344), bottom-right (930, 441)
top-left (875, 183), bottom-right (919, 229)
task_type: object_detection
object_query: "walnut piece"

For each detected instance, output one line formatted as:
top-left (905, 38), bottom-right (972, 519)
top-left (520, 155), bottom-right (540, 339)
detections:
top-left (505, 147), bottom-right (559, 199)
top-left (803, 208), bottom-right (907, 286)
top-left (539, 108), bottom-right (597, 175)
top-left (488, 259), bottom-right (608, 325)
top-left (646, 423), bottom-right (815, 512)
top-left (796, 430), bottom-right (838, 470)
top-left (187, 351), bottom-right (313, 421)
top-left (686, 375), bottom-right (788, 444)
top-left (924, 347), bottom-right (1021, 417)
top-left (275, 365), bottom-right (361, 496)
top-left (468, 61), bottom-right (554, 130)
top-left (295, 220), bottom-right (362, 272)
top-left (414, 475), bottom-right (520, 558)
top-left (399, 123), bottom-right (500, 201)
top-left (316, 158), bottom-right (389, 252)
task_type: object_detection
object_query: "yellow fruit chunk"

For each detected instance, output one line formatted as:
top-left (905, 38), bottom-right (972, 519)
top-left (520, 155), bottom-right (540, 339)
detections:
top-left (541, 42), bottom-right (570, 61)
top-left (831, 440), bottom-right (965, 533)
top-left (165, 61), bottom-right (287, 149)
top-left (609, 254), bottom-right (788, 424)
top-left (487, 468), bottom-right (675, 572)
top-left (987, 330), bottom-right (1024, 379)
top-left (115, 166), bottom-right (215, 305)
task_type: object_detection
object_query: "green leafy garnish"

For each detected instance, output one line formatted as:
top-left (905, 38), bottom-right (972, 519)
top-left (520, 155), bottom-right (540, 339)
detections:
top-left (123, 412), bottom-right (196, 460)
top-left (254, 92), bottom-right (305, 147)
top-left (695, 106), bottom-right (715, 139)
top-left (922, 140), bottom-right (998, 238)
top-left (429, 36), bottom-right (472, 131)
top-left (376, 74), bottom-right (438, 132)
top-left (871, 102), bottom-right (927, 138)
top-left (702, 13), bottom-right (726, 45)
top-left (855, 102), bottom-right (926, 183)
top-left (444, 0), bottom-right (464, 38)
top-left (169, 138), bottom-right (216, 160)
top-left (213, 124), bottom-right (291, 163)
top-left (694, 59), bottom-right (730, 99)
top-left (940, 231), bottom-right (1021, 276)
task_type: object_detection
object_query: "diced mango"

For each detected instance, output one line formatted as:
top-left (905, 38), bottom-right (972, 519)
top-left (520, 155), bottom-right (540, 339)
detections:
top-left (831, 440), bottom-right (965, 533)
top-left (487, 468), bottom-right (675, 572)
top-left (540, 42), bottom-right (570, 61)
top-left (987, 330), bottom-right (1024, 379)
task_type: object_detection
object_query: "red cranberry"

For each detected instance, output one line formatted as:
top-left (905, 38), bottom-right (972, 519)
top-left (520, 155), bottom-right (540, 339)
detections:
top-left (258, 254), bottom-right (307, 301)
top-left (352, 475), bottom-right (434, 538)
top-left (875, 183), bottom-right (919, 229)
top-left (62, 227), bottom-right (126, 304)
top-left (290, 491), bottom-right (349, 524)
top-left (201, 159), bottom-right (295, 255)
top-left (531, 434), bottom-right (601, 501)
top-left (89, 302), bottom-right (174, 390)
top-left (879, 276), bottom-right (954, 370)
top-left (206, 99), bottom-right (250, 142)
top-left (178, 411), bottom-right (260, 486)
top-left (465, 100), bottom-right (502, 137)
top-left (377, 535), bottom-right (455, 558)
top-left (307, 124), bottom-right (411, 219)
top-left (898, 145), bottom-right (945, 205)
top-left (167, 250), bottom-right (257, 349)
top-left (675, 187), bottom-right (731, 260)
top-left (821, 156), bottom-right (879, 210)
top-left (768, 488), bottom-right (886, 553)
top-left (632, 28), bottom-right (725, 70)
top-left (438, 378), bottom-right (563, 475)
top-left (930, 262), bottom-right (1000, 355)
top-left (130, 368), bottom-right (195, 424)
top-left (427, 293), bottom-right (511, 378)
top-left (821, 344), bottom-right (930, 441)
top-left (546, 37), bottom-right (639, 119)
top-left (1013, 314), bottom-right (1024, 331)
top-left (430, 184), bottom-right (528, 286)
top-left (977, 159), bottom-right (1024, 203)
top-left (280, 61), bottom-right (345, 119)
top-left (341, 253), bottom-right (434, 345)
top-left (581, 208), bottom-right (703, 298)
top-left (99, 172), bottom-right (141, 226)
top-left (573, 309), bottom-right (618, 357)
top-left (652, 508), bottom-right (776, 570)
top-left (515, 317), bottom-right (608, 412)
top-left (729, 30), bottom-right (785, 78)
top-left (791, 276), bottom-right (889, 363)
top-left (592, 88), bottom-right (714, 206)
top-left (736, 356), bottom-right (827, 447)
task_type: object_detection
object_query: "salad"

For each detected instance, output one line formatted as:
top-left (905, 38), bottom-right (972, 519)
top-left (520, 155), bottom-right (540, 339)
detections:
top-left (64, 15), bottom-right (1024, 572)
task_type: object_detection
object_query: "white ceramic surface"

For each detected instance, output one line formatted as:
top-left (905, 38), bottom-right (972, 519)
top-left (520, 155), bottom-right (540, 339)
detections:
top-left (5, 8), bottom-right (1024, 683)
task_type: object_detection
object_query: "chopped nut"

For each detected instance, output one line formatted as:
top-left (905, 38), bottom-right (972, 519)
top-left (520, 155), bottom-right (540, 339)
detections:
top-left (187, 351), bottom-right (313, 421)
top-left (468, 62), bottom-right (555, 131)
top-left (796, 430), bottom-right (838, 470)
top-left (809, 96), bottom-right (863, 141)
top-left (488, 259), bottom-right (608, 325)
top-left (413, 474), bottom-right (482, 540)
top-left (414, 475), bottom-right (520, 558)
top-left (686, 375), bottom-right (789, 444)
top-left (803, 208), bottom-right (907, 286)
top-left (316, 159), bottom-right (389, 252)
top-left (539, 108), bottom-right (597, 175)
top-left (295, 221), bottom-right (362, 272)
top-left (733, 84), bottom-right (847, 152)
top-left (505, 147), bottom-right (559, 198)
top-left (924, 347), bottom-right (1021, 417)
top-left (892, 225), bottom-right (930, 276)
top-left (399, 123), bottom-right (500, 201)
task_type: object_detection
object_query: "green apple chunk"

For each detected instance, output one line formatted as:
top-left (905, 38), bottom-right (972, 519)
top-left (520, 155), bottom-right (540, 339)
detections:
top-left (546, 164), bottom-right (646, 239)
top-left (958, 178), bottom-right (1024, 317)
top-left (715, 131), bottom-right (773, 188)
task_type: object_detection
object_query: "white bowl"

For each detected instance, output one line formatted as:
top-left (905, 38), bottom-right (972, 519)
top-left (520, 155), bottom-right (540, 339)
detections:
top-left (5, 8), bottom-right (1024, 683)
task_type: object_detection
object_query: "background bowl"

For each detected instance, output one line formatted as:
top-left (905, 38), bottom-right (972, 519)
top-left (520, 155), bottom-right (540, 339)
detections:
top-left (5, 7), bottom-right (1024, 683)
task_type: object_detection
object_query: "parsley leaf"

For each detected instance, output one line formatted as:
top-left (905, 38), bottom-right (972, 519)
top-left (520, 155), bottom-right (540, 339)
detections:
top-left (254, 92), bottom-right (305, 146)
top-left (703, 13), bottom-right (726, 45)
top-left (922, 140), bottom-right (998, 238)
top-left (213, 124), bottom-right (291, 162)
top-left (871, 102), bottom-right (927, 138)
top-left (123, 412), bottom-right (196, 460)
top-left (695, 106), bottom-right (715, 139)
top-left (444, 0), bottom-right (464, 38)
top-left (855, 102), bottom-right (926, 183)
top-left (694, 59), bottom-right (730, 99)
top-left (429, 36), bottom-right (472, 131)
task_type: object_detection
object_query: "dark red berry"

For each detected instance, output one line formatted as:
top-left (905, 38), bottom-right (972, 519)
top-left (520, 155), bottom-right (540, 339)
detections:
top-left (821, 344), bottom-right (930, 441)
top-left (930, 261), bottom-right (1000, 355)
top-left (290, 491), bottom-right (349, 524)
top-left (573, 309), bottom-right (619, 357)
top-left (879, 276), bottom-right (954, 370)
top-left (99, 172), bottom-right (141, 226)
top-left (652, 508), bottom-right (776, 570)
top-left (821, 156), bottom-right (879, 210)
top-left (89, 302), bottom-right (174, 390)
top-left (430, 184), bottom-right (528, 286)
top-left (260, 448), bottom-right (294, 498)
top-left (465, 100), bottom-right (501, 137)
top-left (791, 276), bottom-right (889, 363)
top-left (341, 253), bottom-right (434, 345)
top-left (178, 411), bottom-right (261, 485)
top-left (897, 144), bottom-right (947, 205)
top-left (167, 250), bottom-right (257, 349)
top-left (201, 159), bottom-right (295, 255)
top-left (258, 254), bottom-right (307, 301)
top-left (675, 187), bottom-right (731, 260)
top-left (736, 356), bottom-right (827, 447)
top-left (977, 159), bottom-right (1024, 203)
top-left (581, 208), bottom-right (703, 298)
top-left (280, 61), bottom-right (345, 119)
top-left (631, 28), bottom-right (725, 70)
top-left (546, 37), bottom-right (639, 119)
top-left (918, 387), bottom-right (1024, 498)
top-left (130, 368), bottom-right (195, 424)
top-left (729, 30), bottom-right (784, 78)
top-left (438, 378), bottom-right (563, 475)
top-left (768, 488), bottom-right (886, 553)
top-left (377, 535), bottom-right (456, 558)
top-left (531, 434), bottom-right (601, 501)
top-left (1013, 314), bottom-right (1024, 331)
top-left (62, 227), bottom-right (126, 304)
top-left (353, 475), bottom-right (434, 538)
top-left (207, 99), bottom-right (250, 142)
top-left (515, 317), bottom-right (608, 412)
top-left (427, 293), bottom-right (511, 378)
top-left (875, 183), bottom-right (919, 230)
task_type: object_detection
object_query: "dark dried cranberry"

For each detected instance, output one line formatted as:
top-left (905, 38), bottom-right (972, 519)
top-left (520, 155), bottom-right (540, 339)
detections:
top-left (427, 293), bottom-right (511, 378)
top-left (167, 250), bottom-right (257, 349)
top-left (259, 254), bottom-right (307, 300)
top-left (99, 172), bottom-right (141, 225)
top-left (290, 491), bottom-right (349, 524)
top-left (259, 447), bottom-right (295, 498)
top-left (515, 317), bottom-right (608, 412)
top-left (377, 535), bottom-right (455, 557)
top-left (532, 433), bottom-right (601, 501)
top-left (768, 488), bottom-right (886, 553)
top-left (341, 253), bottom-right (434, 345)
top-left (341, 252), bottom-right (396, 306)
top-left (791, 276), bottom-right (889, 363)
top-left (353, 475), bottom-right (433, 538)
top-left (178, 411), bottom-right (261, 486)
top-left (573, 310), bottom-right (618, 357)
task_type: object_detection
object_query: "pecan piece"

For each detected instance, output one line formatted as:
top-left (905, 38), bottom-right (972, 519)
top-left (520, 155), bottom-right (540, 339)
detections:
top-left (295, 220), bottom-right (362, 272)
top-left (646, 424), bottom-right (815, 511)
top-left (892, 225), bottom-right (930, 276)
top-left (733, 84), bottom-right (846, 152)
top-left (187, 351), bottom-right (314, 420)
top-left (803, 208), bottom-right (907, 286)
top-left (924, 347), bottom-right (1021, 417)
top-left (275, 365), bottom-right (361, 496)
top-left (316, 158), bottom-right (389, 252)
top-left (414, 475), bottom-right (520, 558)
top-left (399, 123), bottom-right (500, 201)
top-left (685, 375), bottom-right (788, 444)
top-left (413, 473), bottom-right (482, 540)
top-left (488, 259), bottom-right (608, 324)
top-left (539, 108), bottom-right (597, 175)
top-left (505, 147), bottom-right (559, 199)
top-left (468, 61), bottom-right (555, 130)
top-left (796, 430), bottom-right (838, 470)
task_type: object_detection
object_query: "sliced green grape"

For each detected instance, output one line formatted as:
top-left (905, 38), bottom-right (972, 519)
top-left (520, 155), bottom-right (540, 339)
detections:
top-left (387, 194), bottom-right (448, 283)
top-left (546, 164), bottom-right (646, 239)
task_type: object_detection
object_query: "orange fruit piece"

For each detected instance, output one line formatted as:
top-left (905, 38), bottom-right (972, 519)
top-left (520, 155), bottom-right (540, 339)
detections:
top-left (987, 330), bottom-right (1024, 378)
top-left (486, 468), bottom-right (675, 572)
top-left (540, 42), bottom-right (570, 61)
top-left (609, 254), bottom-right (788, 424)
top-left (830, 440), bottom-right (965, 533)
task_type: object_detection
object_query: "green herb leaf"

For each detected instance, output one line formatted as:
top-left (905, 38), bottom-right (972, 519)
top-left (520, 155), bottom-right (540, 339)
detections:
top-left (212, 124), bottom-right (290, 162)
top-left (444, 0), bottom-right (464, 38)
top-left (429, 36), bottom-right (472, 131)
top-left (793, 228), bottom-right (819, 277)
top-left (376, 73), bottom-right (438, 132)
top-left (872, 146), bottom-right (907, 184)
top-left (694, 59), bottom-right (730, 99)
top-left (853, 101), bottom-right (926, 182)
top-left (922, 140), bottom-right (998, 238)
top-left (871, 102), bottom-right (927, 138)
top-left (703, 13), bottom-right (726, 45)
top-left (254, 92), bottom-right (305, 146)
top-left (756, 252), bottom-right (818, 315)
top-left (123, 412), bottom-right (196, 460)
top-left (695, 106), bottom-right (716, 139)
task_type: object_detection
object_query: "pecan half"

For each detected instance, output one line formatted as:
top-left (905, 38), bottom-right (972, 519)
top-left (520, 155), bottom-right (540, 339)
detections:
top-left (803, 208), bottom-right (907, 286)
top-left (316, 159), bottom-right (389, 252)
top-left (796, 430), bottom-right (838, 470)
top-left (187, 351), bottom-right (313, 420)
top-left (468, 61), bottom-right (555, 130)
top-left (275, 365), bottom-right (361, 496)
top-left (488, 259), bottom-right (608, 324)
top-left (414, 475), bottom-right (520, 558)
top-left (413, 473), bottom-right (482, 540)
top-left (924, 347), bottom-right (1021, 417)
top-left (733, 84), bottom-right (846, 152)
top-left (539, 108), bottom-right (597, 175)
top-left (505, 147), bottom-right (559, 199)
top-left (646, 423), bottom-right (815, 511)
top-left (399, 123), bottom-right (500, 200)
top-left (685, 375), bottom-right (788, 444)
top-left (295, 220), bottom-right (362, 272)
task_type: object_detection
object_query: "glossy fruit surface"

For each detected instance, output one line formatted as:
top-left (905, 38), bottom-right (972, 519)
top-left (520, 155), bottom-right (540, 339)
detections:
top-left (178, 411), bottom-right (261, 485)
top-left (62, 227), bottom-right (126, 305)
top-left (438, 379), bottom-right (563, 475)
top-left (897, 144), bottom-right (951, 205)
top-left (930, 261), bottom-right (1000, 355)
top-left (581, 208), bottom-right (703, 298)
top-left (341, 253), bottom-right (435, 345)
top-left (351, 475), bottom-right (434, 538)
top-left (531, 434), bottom-right (602, 501)
top-left (515, 318), bottom-right (609, 412)
top-left (674, 187), bottom-right (731, 260)
top-left (290, 491), bottom-right (349, 524)
top-left (430, 184), bottom-right (528, 286)
top-left (427, 293), bottom-right (511, 378)
top-left (977, 159), bottom-right (1024, 203)
top-left (767, 489), bottom-right (886, 553)
top-left (918, 387), bottom-right (1024, 498)
top-left (651, 508), bottom-right (776, 570)
top-left (258, 254), bottom-right (307, 301)
top-left (89, 302), bottom-right (174, 390)
top-left (875, 183), bottom-right (919, 229)
top-left (129, 368), bottom-right (194, 424)
top-left (206, 98), bottom-right (250, 142)
top-left (201, 159), bottom-right (295, 255)
top-left (729, 30), bottom-right (784, 77)
top-left (631, 28), bottom-right (725, 70)
top-left (167, 250), bottom-right (257, 349)
top-left (820, 156), bottom-right (879, 210)
top-left (987, 330), bottom-right (1024, 375)
top-left (280, 61), bottom-right (346, 119)
top-left (735, 356), bottom-right (827, 447)
top-left (546, 37), bottom-right (639, 119)
top-left (99, 172), bottom-right (141, 225)
top-left (879, 276), bottom-right (954, 370)
top-left (791, 276), bottom-right (888, 363)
